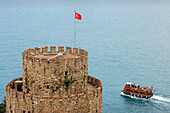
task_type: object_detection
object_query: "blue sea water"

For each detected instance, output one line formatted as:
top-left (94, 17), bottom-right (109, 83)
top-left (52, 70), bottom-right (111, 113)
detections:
top-left (0, 0), bottom-right (170, 112)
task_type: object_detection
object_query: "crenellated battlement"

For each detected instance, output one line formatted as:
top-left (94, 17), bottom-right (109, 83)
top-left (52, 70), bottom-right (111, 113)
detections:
top-left (22, 46), bottom-right (88, 59)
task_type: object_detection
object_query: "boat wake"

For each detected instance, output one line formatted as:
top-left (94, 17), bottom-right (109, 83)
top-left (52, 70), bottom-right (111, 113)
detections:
top-left (121, 92), bottom-right (170, 103)
top-left (151, 95), bottom-right (170, 103)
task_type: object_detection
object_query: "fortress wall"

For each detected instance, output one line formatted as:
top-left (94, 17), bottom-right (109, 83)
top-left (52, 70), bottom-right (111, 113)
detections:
top-left (22, 46), bottom-right (88, 96)
top-left (6, 76), bottom-right (102, 113)
top-left (6, 46), bottom-right (102, 113)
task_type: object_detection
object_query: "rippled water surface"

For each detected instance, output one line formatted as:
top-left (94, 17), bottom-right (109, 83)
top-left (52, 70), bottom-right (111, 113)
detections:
top-left (0, 0), bottom-right (170, 112)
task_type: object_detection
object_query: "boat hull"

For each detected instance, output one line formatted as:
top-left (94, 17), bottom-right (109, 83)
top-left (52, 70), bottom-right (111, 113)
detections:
top-left (121, 90), bottom-right (153, 99)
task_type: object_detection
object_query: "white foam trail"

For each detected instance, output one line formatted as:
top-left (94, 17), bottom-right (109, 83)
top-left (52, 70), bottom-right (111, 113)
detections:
top-left (121, 92), bottom-right (170, 102)
top-left (152, 95), bottom-right (170, 102)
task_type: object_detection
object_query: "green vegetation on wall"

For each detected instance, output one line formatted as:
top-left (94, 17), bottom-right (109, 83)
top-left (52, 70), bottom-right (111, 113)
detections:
top-left (0, 96), bottom-right (6, 113)
top-left (25, 76), bottom-right (30, 94)
top-left (64, 76), bottom-right (76, 90)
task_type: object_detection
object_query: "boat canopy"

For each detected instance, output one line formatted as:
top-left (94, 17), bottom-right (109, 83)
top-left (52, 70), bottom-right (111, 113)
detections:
top-left (126, 82), bottom-right (134, 85)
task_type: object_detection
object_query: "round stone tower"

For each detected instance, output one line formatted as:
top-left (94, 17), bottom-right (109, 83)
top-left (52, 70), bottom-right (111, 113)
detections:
top-left (22, 46), bottom-right (88, 96)
top-left (6, 46), bottom-right (102, 113)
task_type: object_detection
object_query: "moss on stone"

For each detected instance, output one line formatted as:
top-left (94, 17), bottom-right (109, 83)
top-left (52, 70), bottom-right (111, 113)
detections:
top-left (64, 76), bottom-right (76, 90)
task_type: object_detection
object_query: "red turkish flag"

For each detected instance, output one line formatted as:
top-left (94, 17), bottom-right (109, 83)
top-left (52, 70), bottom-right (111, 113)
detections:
top-left (75, 12), bottom-right (82, 20)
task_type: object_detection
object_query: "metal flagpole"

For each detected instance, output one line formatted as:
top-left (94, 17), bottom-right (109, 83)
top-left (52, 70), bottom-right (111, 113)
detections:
top-left (74, 10), bottom-right (76, 48)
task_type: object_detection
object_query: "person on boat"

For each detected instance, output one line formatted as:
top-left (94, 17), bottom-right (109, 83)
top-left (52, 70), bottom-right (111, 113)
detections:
top-left (138, 85), bottom-right (140, 88)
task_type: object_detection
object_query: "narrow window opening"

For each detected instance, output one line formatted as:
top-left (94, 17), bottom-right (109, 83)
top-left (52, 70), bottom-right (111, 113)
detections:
top-left (54, 68), bottom-right (57, 75)
top-left (65, 71), bottom-right (68, 76)
top-left (17, 84), bottom-right (22, 92)
top-left (47, 85), bottom-right (49, 89)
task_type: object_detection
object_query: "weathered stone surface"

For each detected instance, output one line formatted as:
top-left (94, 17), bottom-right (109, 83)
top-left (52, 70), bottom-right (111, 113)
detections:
top-left (6, 46), bottom-right (102, 113)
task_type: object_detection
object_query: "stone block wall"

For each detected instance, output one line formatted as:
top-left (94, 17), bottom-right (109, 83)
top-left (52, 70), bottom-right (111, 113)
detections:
top-left (6, 76), bottom-right (102, 113)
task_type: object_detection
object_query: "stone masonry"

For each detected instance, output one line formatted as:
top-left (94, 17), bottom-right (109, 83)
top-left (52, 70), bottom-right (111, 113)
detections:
top-left (6, 46), bottom-right (102, 113)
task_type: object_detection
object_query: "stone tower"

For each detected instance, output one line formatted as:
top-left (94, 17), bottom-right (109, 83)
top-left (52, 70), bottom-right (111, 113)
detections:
top-left (6, 46), bottom-right (102, 113)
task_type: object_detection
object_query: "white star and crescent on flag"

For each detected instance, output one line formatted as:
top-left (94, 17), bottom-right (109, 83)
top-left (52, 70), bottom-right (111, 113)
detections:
top-left (75, 12), bottom-right (82, 20)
